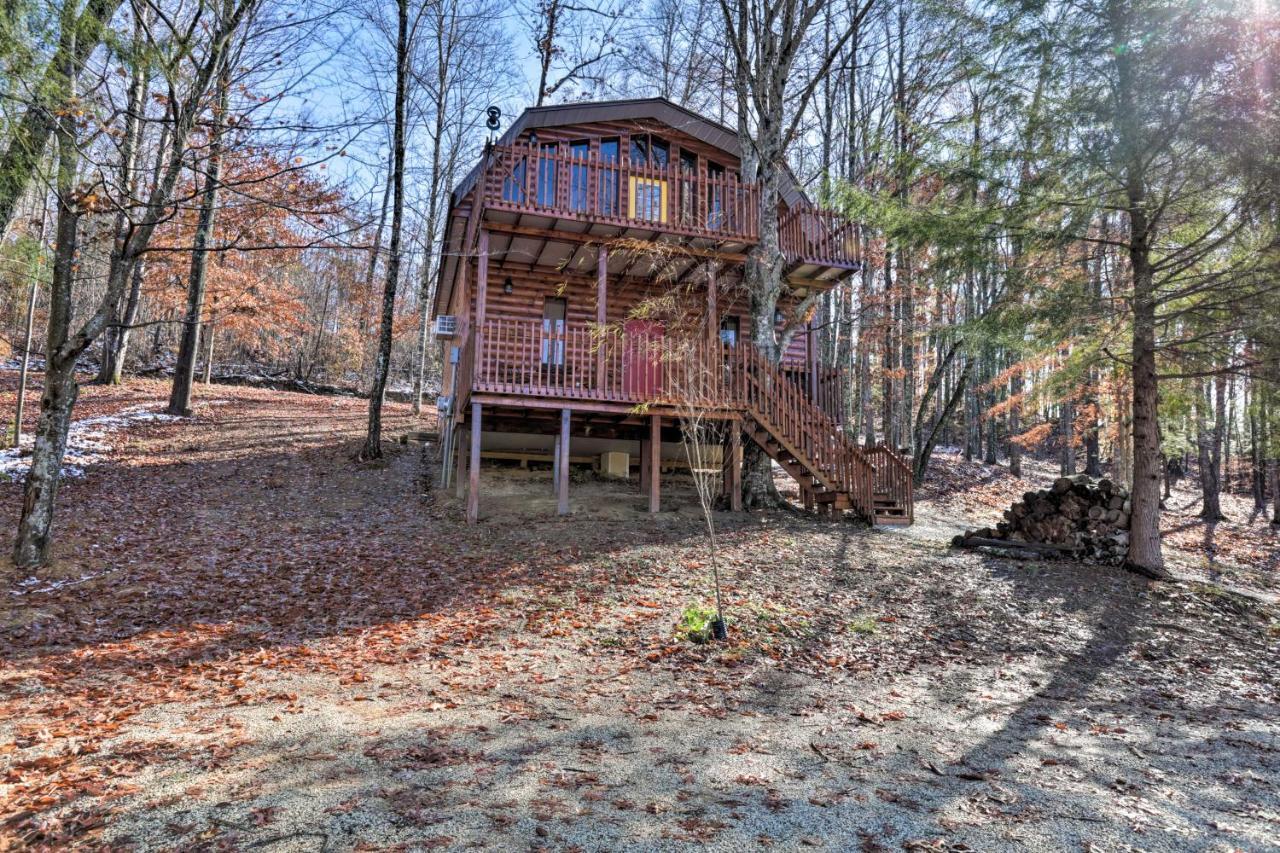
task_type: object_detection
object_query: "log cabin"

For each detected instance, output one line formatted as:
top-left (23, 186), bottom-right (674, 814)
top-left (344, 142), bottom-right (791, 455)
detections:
top-left (431, 98), bottom-right (912, 525)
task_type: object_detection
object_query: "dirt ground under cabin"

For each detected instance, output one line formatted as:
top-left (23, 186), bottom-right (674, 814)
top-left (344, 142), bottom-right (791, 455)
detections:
top-left (0, 374), bottom-right (1278, 851)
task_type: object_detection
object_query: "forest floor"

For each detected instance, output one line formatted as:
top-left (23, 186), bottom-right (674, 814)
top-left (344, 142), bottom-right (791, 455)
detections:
top-left (1, 375), bottom-right (1277, 851)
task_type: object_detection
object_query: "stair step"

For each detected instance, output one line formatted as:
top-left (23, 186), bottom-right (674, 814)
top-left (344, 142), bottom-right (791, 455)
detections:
top-left (874, 514), bottom-right (911, 526)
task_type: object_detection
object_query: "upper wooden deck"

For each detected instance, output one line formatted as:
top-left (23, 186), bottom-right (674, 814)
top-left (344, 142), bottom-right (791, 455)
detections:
top-left (480, 144), bottom-right (859, 277)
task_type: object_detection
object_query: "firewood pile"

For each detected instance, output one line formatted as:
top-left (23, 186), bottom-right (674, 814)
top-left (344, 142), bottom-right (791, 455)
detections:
top-left (952, 474), bottom-right (1131, 564)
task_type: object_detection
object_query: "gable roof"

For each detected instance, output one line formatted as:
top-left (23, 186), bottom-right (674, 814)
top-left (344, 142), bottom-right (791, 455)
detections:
top-left (449, 97), bottom-right (811, 208)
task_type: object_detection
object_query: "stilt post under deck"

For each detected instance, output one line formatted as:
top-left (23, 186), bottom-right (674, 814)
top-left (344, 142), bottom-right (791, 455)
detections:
top-left (466, 402), bottom-right (482, 524)
top-left (649, 415), bottom-right (661, 514)
top-left (729, 420), bottom-right (742, 512)
top-left (557, 408), bottom-right (571, 515)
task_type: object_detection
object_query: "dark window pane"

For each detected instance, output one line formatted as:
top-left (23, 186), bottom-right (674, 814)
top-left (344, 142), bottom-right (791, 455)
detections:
top-left (536, 143), bottom-right (557, 207)
top-left (599, 138), bottom-right (619, 214)
top-left (569, 141), bottom-right (589, 212)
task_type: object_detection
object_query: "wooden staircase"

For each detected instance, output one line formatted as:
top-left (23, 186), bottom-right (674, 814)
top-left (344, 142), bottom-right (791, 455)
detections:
top-left (729, 344), bottom-right (912, 525)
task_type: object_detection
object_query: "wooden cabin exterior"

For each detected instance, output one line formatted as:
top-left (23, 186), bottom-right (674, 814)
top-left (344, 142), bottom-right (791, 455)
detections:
top-left (431, 98), bottom-right (911, 525)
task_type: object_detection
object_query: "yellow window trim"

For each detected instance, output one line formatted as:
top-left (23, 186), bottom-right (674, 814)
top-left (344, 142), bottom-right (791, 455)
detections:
top-left (628, 176), bottom-right (668, 223)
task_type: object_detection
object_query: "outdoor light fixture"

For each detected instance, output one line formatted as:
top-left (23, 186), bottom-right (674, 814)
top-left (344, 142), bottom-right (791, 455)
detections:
top-left (503, 278), bottom-right (514, 294)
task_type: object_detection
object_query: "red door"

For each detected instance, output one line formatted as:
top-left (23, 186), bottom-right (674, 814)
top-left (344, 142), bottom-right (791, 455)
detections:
top-left (623, 319), bottom-right (664, 399)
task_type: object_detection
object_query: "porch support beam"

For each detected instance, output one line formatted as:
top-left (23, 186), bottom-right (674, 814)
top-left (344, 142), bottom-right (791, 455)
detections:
top-left (466, 402), bottom-right (482, 524)
top-left (649, 415), bottom-right (661, 513)
top-left (557, 408), bottom-right (571, 515)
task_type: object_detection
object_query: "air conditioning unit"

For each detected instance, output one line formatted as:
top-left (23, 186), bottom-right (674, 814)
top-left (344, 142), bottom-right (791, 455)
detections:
top-left (433, 315), bottom-right (458, 337)
top-left (436, 395), bottom-right (452, 414)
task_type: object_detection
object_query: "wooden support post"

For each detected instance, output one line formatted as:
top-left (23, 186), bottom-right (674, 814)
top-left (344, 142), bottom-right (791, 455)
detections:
top-left (639, 437), bottom-right (650, 492)
top-left (596, 245), bottom-right (607, 388)
top-left (466, 402), bottom-right (482, 524)
top-left (649, 415), bottom-right (661, 513)
top-left (729, 420), bottom-right (742, 512)
top-left (557, 408), bottom-right (571, 515)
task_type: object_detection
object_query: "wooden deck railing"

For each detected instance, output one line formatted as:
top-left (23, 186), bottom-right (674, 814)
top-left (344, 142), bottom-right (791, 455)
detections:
top-left (473, 318), bottom-right (733, 406)
top-left (778, 206), bottom-right (859, 268)
top-left (460, 318), bottom-right (891, 519)
top-left (483, 144), bottom-right (758, 243)
top-left (781, 366), bottom-right (845, 426)
top-left (864, 445), bottom-right (914, 523)
top-left (730, 343), bottom-right (875, 519)
top-left (480, 144), bottom-right (859, 268)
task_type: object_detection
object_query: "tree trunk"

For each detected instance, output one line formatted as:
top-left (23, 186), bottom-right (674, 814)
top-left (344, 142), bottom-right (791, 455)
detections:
top-left (168, 60), bottom-right (231, 416)
top-left (1199, 374), bottom-right (1227, 520)
top-left (1059, 399), bottom-right (1075, 475)
top-left (1127, 220), bottom-right (1165, 576)
top-left (109, 259), bottom-right (145, 382)
top-left (1270, 458), bottom-right (1279, 525)
top-left (1008, 362), bottom-right (1022, 476)
top-left (858, 261), bottom-right (874, 446)
top-left (13, 89), bottom-right (81, 569)
top-left (361, 0), bottom-right (409, 460)
top-left (203, 320), bottom-right (216, 384)
top-left (915, 359), bottom-right (972, 485)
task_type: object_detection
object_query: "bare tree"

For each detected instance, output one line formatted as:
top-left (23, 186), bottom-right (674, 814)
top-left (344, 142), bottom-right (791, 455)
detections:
top-left (717, 0), bottom-right (875, 506)
top-left (13, 0), bottom-right (261, 568)
top-left (360, 0), bottom-right (409, 460)
top-left (528, 0), bottom-right (621, 106)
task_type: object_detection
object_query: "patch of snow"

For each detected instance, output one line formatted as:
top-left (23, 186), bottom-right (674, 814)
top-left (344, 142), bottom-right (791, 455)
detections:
top-left (0, 405), bottom-right (183, 482)
top-left (10, 568), bottom-right (119, 596)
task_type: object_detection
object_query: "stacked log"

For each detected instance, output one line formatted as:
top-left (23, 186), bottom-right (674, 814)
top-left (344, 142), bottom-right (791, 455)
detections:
top-left (952, 474), bottom-right (1131, 564)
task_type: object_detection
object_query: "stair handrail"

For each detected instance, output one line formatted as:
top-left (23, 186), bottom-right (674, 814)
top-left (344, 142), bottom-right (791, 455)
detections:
top-left (727, 343), bottom-right (877, 519)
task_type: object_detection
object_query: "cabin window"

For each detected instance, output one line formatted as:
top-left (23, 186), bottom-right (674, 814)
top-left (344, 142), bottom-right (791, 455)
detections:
top-left (706, 162), bottom-right (725, 230)
top-left (630, 134), bottom-right (669, 167)
top-left (629, 176), bottom-right (667, 222)
top-left (541, 297), bottom-right (567, 366)
top-left (536, 142), bottom-right (558, 207)
top-left (627, 135), bottom-right (669, 223)
top-left (598, 138), bottom-right (620, 216)
top-left (719, 317), bottom-right (739, 347)
top-left (569, 140), bottom-right (589, 211)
